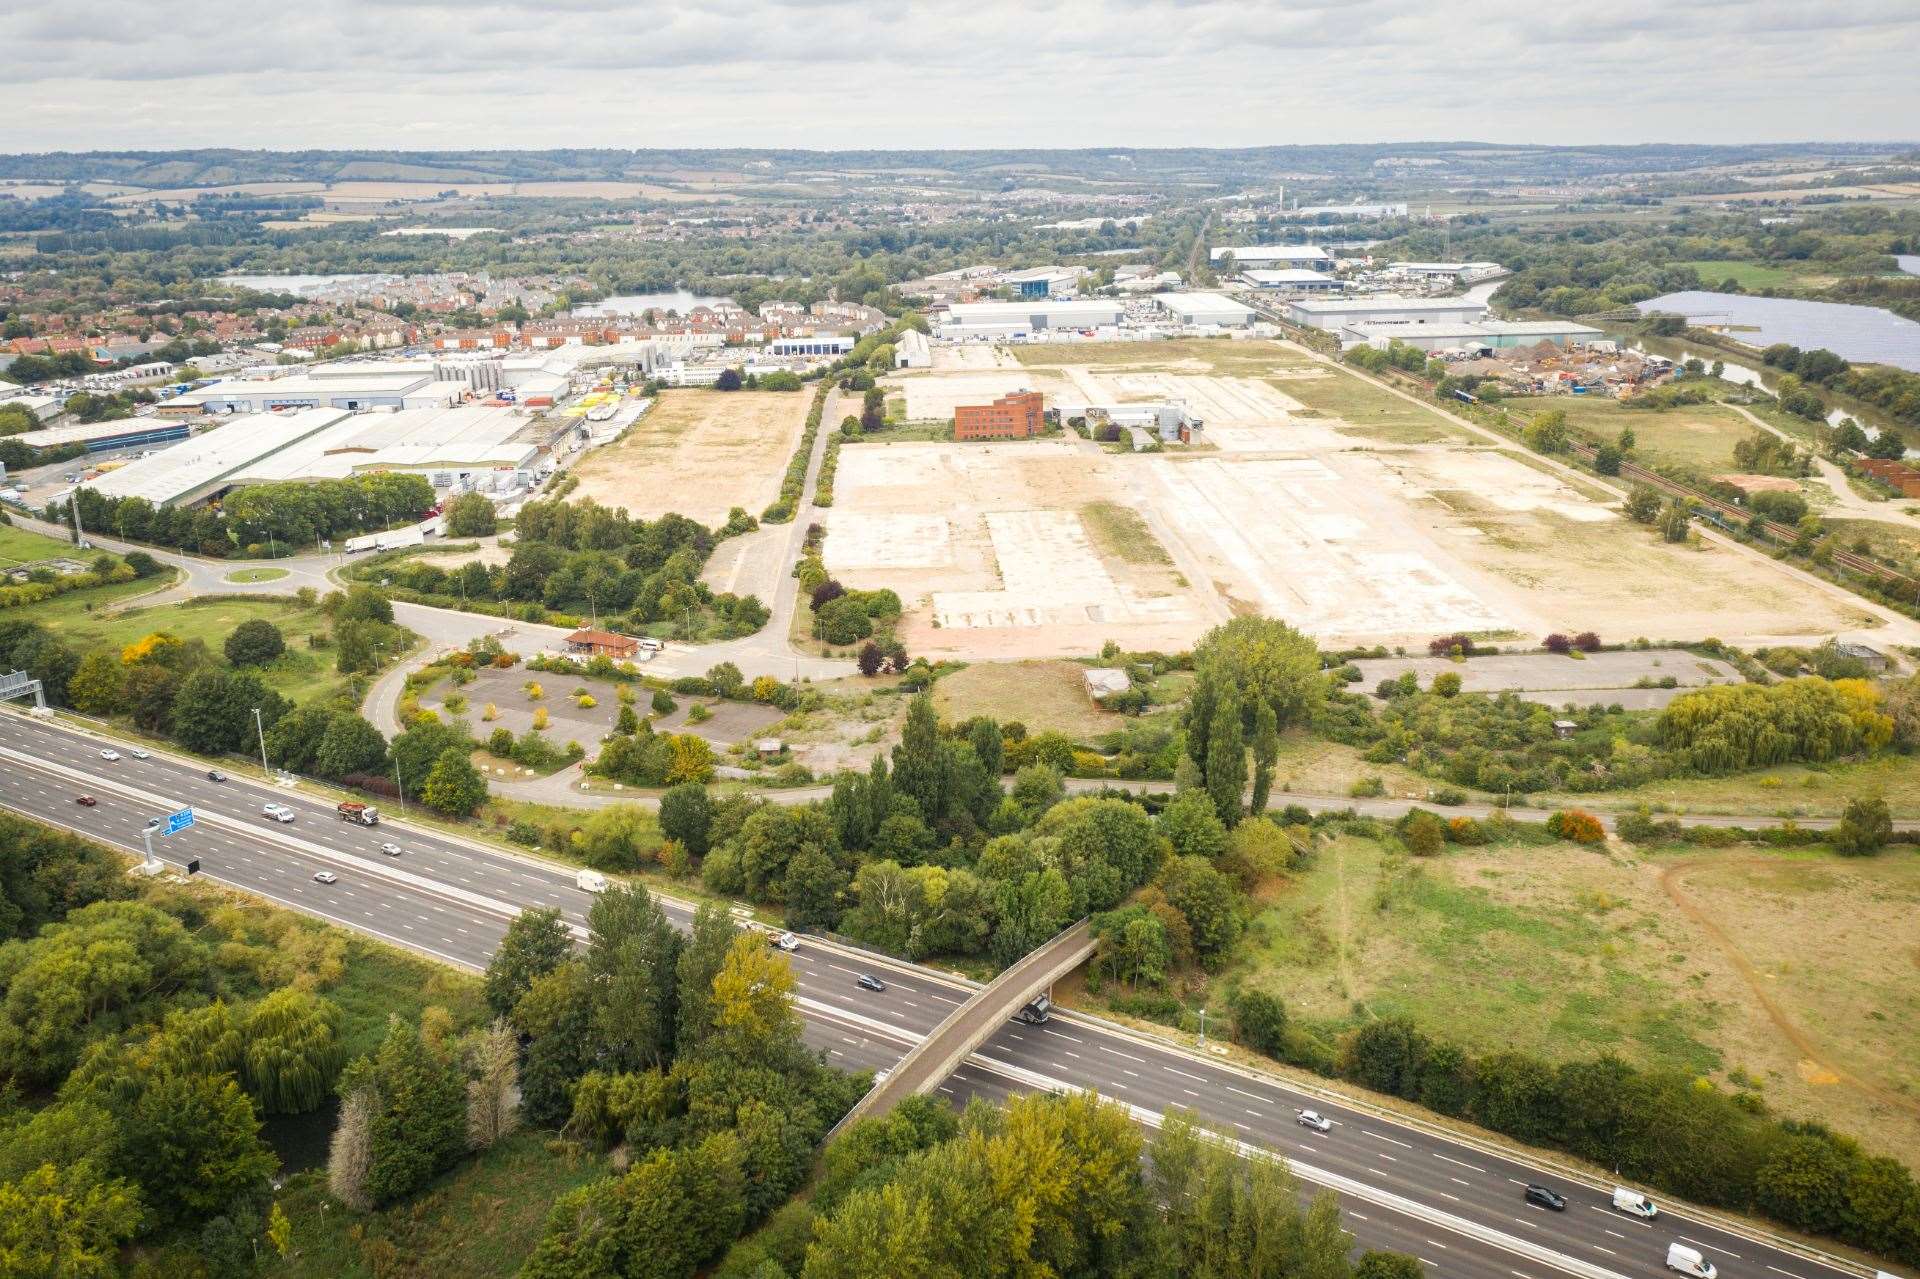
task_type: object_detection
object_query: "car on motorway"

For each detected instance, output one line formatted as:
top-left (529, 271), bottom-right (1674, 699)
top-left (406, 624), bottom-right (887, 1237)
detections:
top-left (207, 769), bottom-right (226, 782)
top-left (261, 802), bottom-right (295, 823)
top-left (99, 748), bottom-right (121, 761)
top-left (856, 973), bottom-right (887, 993)
top-left (1295, 1110), bottom-right (1333, 1132)
top-left (1666, 1243), bottom-right (1716, 1278)
top-left (378, 842), bottom-right (403, 857)
top-left (130, 748), bottom-right (150, 760)
top-left (773, 931), bottom-right (799, 952)
top-left (75, 794), bottom-right (97, 807)
top-left (1524, 1184), bottom-right (1567, 1211)
top-left (145, 816), bottom-right (162, 830)
top-left (312, 871), bottom-right (338, 885)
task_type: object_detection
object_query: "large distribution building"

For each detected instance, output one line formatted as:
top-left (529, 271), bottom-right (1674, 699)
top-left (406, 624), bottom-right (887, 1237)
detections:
top-left (1281, 295), bottom-right (1490, 332)
top-left (12, 418), bottom-right (194, 455)
top-left (1208, 244), bottom-right (1334, 271)
top-left (935, 300), bottom-right (1124, 341)
top-left (1154, 292), bottom-right (1257, 328)
top-left (1339, 320), bottom-right (1606, 353)
top-left (84, 404), bottom-right (551, 508)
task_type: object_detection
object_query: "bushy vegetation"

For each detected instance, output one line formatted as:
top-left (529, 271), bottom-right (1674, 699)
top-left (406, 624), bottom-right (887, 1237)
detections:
top-left (360, 496), bottom-right (768, 640)
top-left (68, 473), bottom-right (436, 558)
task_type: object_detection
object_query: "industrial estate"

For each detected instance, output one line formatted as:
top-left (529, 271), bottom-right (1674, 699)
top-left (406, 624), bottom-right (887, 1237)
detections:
top-left (2, 121), bottom-right (1919, 1279)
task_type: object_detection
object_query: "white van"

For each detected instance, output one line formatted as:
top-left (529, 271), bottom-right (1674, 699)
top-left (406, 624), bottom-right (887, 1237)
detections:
top-left (1612, 1187), bottom-right (1657, 1218)
top-left (575, 868), bottom-right (609, 893)
top-left (1666, 1243), bottom-right (1716, 1278)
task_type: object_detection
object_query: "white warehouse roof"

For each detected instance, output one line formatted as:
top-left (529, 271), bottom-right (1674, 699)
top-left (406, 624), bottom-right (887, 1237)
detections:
top-left (1209, 244), bottom-right (1330, 264)
top-left (83, 408), bottom-right (355, 507)
top-left (234, 405), bottom-right (541, 483)
top-left (1154, 292), bottom-right (1257, 325)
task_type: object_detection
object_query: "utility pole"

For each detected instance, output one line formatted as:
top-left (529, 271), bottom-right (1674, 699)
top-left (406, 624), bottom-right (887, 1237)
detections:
top-left (253, 707), bottom-right (270, 777)
top-left (69, 491), bottom-right (87, 548)
top-left (1197, 1007), bottom-right (1208, 1050)
top-left (394, 758), bottom-right (407, 812)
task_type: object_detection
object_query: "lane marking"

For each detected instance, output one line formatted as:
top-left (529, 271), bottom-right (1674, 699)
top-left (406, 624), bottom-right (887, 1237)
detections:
top-left (1365, 1130), bottom-right (1414, 1149)
top-left (1040, 1028), bottom-right (1082, 1043)
top-left (1164, 1066), bottom-right (1206, 1083)
top-left (1684, 1238), bottom-right (1740, 1260)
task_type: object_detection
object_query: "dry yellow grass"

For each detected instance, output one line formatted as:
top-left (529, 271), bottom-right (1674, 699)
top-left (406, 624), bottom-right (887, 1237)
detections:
top-left (569, 390), bottom-right (810, 525)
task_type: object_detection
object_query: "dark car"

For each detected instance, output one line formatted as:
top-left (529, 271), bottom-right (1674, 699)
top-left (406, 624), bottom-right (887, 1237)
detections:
top-left (856, 974), bottom-right (887, 993)
top-left (1525, 1184), bottom-right (1567, 1211)
top-left (75, 794), bottom-right (97, 807)
top-left (206, 769), bottom-right (227, 782)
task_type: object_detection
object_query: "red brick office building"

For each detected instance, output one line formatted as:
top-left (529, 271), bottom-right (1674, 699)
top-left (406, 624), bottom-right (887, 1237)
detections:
top-left (953, 390), bottom-right (1045, 441)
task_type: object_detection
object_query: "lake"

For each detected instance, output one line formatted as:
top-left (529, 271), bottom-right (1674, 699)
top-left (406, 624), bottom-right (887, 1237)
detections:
top-left (1635, 291), bottom-right (1920, 373)
top-left (573, 291), bottom-right (732, 317)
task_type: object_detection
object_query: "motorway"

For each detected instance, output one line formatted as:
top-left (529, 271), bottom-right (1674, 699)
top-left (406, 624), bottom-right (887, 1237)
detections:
top-left (0, 710), bottom-right (1878, 1279)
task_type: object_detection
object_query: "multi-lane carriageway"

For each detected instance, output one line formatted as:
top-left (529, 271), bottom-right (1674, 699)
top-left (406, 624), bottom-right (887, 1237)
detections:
top-left (0, 711), bottom-right (1881, 1279)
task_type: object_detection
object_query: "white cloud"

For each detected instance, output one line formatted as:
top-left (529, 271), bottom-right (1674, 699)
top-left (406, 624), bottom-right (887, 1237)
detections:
top-left (1, 0), bottom-right (1914, 149)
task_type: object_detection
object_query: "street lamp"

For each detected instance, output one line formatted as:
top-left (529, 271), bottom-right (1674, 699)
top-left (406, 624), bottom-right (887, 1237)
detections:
top-left (1197, 1007), bottom-right (1208, 1050)
top-left (252, 707), bottom-right (270, 777)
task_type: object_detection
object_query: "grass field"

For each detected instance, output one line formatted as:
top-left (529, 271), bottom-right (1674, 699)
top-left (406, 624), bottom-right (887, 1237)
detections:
top-left (1671, 260), bottom-right (1839, 290)
top-left (1219, 836), bottom-right (1920, 1166)
top-left (1079, 500), bottom-right (1173, 566)
top-left (1516, 395), bottom-right (1758, 471)
top-left (43, 594), bottom-right (352, 701)
top-left (1823, 517), bottom-right (1920, 571)
top-left (933, 660), bottom-right (1124, 738)
top-left (1012, 337), bottom-right (1318, 377)
top-left (226, 566), bottom-right (290, 583)
top-left (270, 1131), bottom-right (609, 1278)
top-left (1281, 366), bottom-right (1474, 444)
top-left (1534, 751), bottom-right (1920, 820)
top-left (0, 521), bottom-right (83, 567)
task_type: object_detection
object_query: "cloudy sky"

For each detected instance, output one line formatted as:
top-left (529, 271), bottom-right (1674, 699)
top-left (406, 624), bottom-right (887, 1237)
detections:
top-left (4, 0), bottom-right (1916, 151)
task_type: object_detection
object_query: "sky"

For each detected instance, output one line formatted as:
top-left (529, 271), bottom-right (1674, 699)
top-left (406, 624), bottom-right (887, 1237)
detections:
top-left (3, 0), bottom-right (1918, 152)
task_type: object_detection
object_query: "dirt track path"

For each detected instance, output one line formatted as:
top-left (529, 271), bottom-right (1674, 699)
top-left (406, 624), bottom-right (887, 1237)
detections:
top-left (1656, 856), bottom-right (1920, 1119)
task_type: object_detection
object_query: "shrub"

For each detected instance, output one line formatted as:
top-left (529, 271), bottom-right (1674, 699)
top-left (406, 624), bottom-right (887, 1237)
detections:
top-left (488, 727), bottom-right (513, 756)
top-left (1399, 808), bottom-right (1446, 856)
top-left (1232, 989), bottom-right (1288, 1055)
top-left (1573, 631), bottom-right (1601, 652)
top-left (1432, 671), bottom-right (1462, 698)
top-left (1543, 633), bottom-right (1572, 654)
top-left (652, 689), bottom-right (676, 714)
top-left (1546, 808), bottom-right (1605, 844)
top-left (1350, 776), bottom-right (1385, 798)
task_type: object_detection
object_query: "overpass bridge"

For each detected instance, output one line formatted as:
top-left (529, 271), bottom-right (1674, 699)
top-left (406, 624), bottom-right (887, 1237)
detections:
top-left (828, 918), bottom-right (1095, 1137)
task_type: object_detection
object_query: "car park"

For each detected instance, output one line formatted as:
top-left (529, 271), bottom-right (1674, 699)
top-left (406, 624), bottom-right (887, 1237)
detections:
top-left (378, 842), bottom-right (403, 857)
top-left (1524, 1184), bottom-right (1567, 1211)
top-left (312, 871), bottom-right (338, 885)
top-left (1296, 1110), bottom-right (1333, 1132)
top-left (75, 794), bottom-right (97, 807)
top-left (856, 973), bottom-right (887, 992)
top-left (99, 748), bottom-right (120, 761)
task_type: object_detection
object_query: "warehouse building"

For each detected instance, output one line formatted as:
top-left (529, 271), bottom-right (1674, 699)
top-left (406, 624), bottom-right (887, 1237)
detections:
top-left (1242, 269), bottom-right (1342, 293)
top-left (768, 334), bottom-right (855, 357)
top-left (1338, 320), bottom-right (1607, 353)
top-left (1154, 292), bottom-right (1257, 328)
top-left (83, 408), bottom-right (356, 507)
top-left (1387, 261), bottom-right (1504, 284)
top-left (936, 300), bottom-right (1123, 341)
top-left (1208, 245), bottom-right (1334, 271)
top-left (12, 418), bottom-right (194, 456)
top-left (998, 266), bottom-right (1082, 298)
top-left (1282, 295), bottom-right (1489, 332)
top-left (1087, 402), bottom-right (1198, 444)
top-left (1285, 202), bottom-right (1408, 219)
top-left (954, 390), bottom-right (1045, 441)
top-left (230, 404), bottom-right (543, 486)
top-left (894, 329), bottom-right (932, 369)
top-left (163, 370), bottom-right (469, 416)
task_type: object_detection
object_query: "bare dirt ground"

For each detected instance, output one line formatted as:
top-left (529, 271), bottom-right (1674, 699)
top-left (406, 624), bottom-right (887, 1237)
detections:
top-left (819, 342), bottom-right (1873, 659)
top-left (885, 368), bottom-right (1078, 420)
top-left (570, 390), bottom-right (809, 526)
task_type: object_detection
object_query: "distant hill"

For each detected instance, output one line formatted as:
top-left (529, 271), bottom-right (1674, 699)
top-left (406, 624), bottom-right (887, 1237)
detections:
top-left (3, 143), bottom-right (1913, 192)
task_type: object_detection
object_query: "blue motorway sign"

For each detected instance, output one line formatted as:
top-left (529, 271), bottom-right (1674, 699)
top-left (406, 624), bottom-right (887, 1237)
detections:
top-left (162, 808), bottom-right (194, 837)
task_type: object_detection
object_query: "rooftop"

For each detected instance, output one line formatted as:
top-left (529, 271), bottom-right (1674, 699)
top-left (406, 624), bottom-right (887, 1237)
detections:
top-left (84, 408), bottom-right (356, 506)
top-left (1286, 295), bottom-right (1488, 314)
